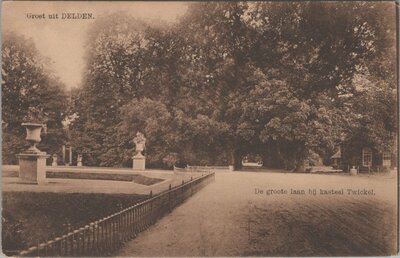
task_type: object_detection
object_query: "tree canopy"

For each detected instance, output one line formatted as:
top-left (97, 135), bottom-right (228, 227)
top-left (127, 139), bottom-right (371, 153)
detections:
top-left (2, 32), bottom-right (68, 164)
top-left (65, 2), bottom-right (397, 169)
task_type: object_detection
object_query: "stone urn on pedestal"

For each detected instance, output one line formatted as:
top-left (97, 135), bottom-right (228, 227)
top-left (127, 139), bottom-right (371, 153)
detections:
top-left (16, 107), bottom-right (50, 184)
top-left (132, 132), bottom-right (146, 170)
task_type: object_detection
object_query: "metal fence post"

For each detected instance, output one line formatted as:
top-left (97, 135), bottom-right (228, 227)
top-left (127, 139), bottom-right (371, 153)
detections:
top-left (133, 207), bottom-right (137, 236)
top-left (150, 191), bottom-right (153, 225)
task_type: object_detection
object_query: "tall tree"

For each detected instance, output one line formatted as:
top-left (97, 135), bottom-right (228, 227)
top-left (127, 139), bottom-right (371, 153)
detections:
top-left (2, 32), bottom-right (68, 164)
top-left (69, 13), bottom-right (151, 166)
top-left (71, 2), bottom-right (396, 170)
top-left (238, 2), bottom-right (397, 170)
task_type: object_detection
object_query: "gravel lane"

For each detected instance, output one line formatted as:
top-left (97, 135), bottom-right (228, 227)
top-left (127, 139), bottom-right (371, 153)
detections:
top-left (117, 171), bottom-right (398, 256)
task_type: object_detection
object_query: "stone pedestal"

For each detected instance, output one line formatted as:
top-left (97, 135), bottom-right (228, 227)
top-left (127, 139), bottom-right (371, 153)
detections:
top-left (52, 155), bottom-right (58, 166)
top-left (77, 154), bottom-right (83, 167)
top-left (132, 155), bottom-right (146, 170)
top-left (17, 153), bottom-right (50, 184)
top-left (350, 166), bottom-right (357, 176)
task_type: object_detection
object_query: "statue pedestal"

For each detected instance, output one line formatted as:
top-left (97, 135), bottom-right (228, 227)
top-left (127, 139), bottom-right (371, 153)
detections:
top-left (132, 154), bottom-right (146, 170)
top-left (350, 167), bottom-right (358, 176)
top-left (17, 152), bottom-right (50, 184)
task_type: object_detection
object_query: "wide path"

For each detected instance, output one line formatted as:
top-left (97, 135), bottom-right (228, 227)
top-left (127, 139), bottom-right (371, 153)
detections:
top-left (118, 171), bottom-right (398, 256)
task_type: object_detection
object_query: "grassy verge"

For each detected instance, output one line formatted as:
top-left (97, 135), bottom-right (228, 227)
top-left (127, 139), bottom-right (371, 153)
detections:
top-left (2, 171), bottom-right (164, 185)
top-left (47, 172), bottom-right (164, 185)
top-left (2, 192), bottom-right (147, 256)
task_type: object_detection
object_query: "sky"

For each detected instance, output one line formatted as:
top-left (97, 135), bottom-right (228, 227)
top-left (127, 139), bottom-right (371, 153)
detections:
top-left (2, 1), bottom-right (188, 90)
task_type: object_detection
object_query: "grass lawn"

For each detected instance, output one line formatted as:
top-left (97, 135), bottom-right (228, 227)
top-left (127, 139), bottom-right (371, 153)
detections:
top-left (47, 172), bottom-right (164, 185)
top-left (2, 171), bottom-right (164, 185)
top-left (2, 191), bottom-right (148, 256)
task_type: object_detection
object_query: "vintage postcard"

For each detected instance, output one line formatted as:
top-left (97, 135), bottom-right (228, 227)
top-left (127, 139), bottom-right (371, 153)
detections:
top-left (1, 1), bottom-right (399, 257)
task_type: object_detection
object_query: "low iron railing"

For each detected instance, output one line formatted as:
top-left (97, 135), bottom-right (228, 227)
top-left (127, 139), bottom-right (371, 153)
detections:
top-left (18, 172), bottom-right (215, 257)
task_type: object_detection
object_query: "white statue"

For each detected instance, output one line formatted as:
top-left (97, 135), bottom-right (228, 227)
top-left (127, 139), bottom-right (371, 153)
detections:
top-left (133, 132), bottom-right (146, 156)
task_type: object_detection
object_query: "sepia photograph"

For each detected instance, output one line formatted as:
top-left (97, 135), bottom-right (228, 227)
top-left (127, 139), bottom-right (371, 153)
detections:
top-left (1, 1), bottom-right (399, 257)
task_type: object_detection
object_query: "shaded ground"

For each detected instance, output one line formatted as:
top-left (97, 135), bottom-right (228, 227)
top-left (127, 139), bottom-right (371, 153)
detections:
top-left (2, 192), bottom-right (147, 256)
top-left (118, 171), bottom-right (398, 256)
top-left (2, 170), bottom-right (164, 185)
top-left (48, 172), bottom-right (164, 185)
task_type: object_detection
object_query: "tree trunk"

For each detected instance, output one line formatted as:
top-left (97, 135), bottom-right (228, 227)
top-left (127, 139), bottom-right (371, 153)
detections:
top-left (293, 145), bottom-right (307, 172)
top-left (230, 148), bottom-right (242, 170)
top-left (275, 141), bottom-right (288, 169)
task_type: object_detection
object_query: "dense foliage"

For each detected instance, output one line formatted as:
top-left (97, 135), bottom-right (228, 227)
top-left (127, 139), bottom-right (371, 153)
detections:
top-left (4, 3), bottom-right (396, 170)
top-left (2, 32), bottom-right (68, 164)
top-left (69, 2), bottom-right (396, 170)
